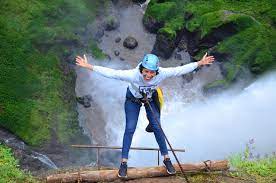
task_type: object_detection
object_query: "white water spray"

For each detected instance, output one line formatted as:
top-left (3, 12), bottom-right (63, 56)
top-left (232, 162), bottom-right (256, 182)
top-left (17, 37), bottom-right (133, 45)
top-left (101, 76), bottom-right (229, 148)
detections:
top-left (128, 72), bottom-right (276, 167)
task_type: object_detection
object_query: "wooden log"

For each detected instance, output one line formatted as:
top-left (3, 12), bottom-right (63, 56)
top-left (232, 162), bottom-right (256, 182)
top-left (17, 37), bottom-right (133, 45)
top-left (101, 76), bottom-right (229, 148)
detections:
top-left (46, 160), bottom-right (229, 183)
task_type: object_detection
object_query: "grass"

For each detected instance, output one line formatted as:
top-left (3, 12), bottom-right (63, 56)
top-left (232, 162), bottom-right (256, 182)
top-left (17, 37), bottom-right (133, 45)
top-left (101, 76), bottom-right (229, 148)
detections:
top-left (89, 40), bottom-right (107, 60)
top-left (229, 139), bottom-right (276, 183)
top-left (0, 144), bottom-right (38, 183)
top-left (0, 0), bottom-right (102, 146)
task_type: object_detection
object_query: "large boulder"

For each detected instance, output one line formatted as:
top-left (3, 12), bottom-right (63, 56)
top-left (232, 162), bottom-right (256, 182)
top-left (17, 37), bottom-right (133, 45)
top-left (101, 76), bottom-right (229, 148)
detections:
top-left (123, 36), bottom-right (138, 49)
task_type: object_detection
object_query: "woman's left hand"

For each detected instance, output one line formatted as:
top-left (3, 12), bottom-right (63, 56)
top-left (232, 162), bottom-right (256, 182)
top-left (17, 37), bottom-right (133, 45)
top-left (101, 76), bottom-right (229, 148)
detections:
top-left (198, 53), bottom-right (215, 66)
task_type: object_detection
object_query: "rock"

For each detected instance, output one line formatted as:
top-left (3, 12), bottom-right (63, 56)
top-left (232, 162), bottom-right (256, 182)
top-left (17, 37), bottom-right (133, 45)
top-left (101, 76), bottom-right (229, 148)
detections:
top-left (180, 63), bottom-right (193, 82)
top-left (106, 54), bottom-right (111, 61)
top-left (0, 129), bottom-right (54, 173)
top-left (184, 11), bottom-right (193, 20)
top-left (187, 19), bottom-right (239, 57)
top-left (103, 15), bottom-right (120, 31)
top-left (115, 37), bottom-right (121, 43)
top-left (132, 0), bottom-right (147, 4)
top-left (119, 57), bottom-right (125, 61)
top-left (99, 150), bottom-right (121, 167)
top-left (89, 22), bottom-right (105, 42)
top-left (175, 53), bottom-right (182, 60)
top-left (183, 73), bottom-right (193, 83)
top-left (203, 80), bottom-right (228, 95)
top-left (114, 50), bottom-right (120, 56)
top-left (177, 36), bottom-right (188, 51)
top-left (151, 33), bottom-right (176, 59)
top-left (76, 95), bottom-right (93, 108)
top-left (143, 16), bottom-right (164, 33)
top-left (94, 27), bottom-right (104, 40)
top-left (111, 0), bottom-right (119, 4)
top-left (123, 36), bottom-right (138, 49)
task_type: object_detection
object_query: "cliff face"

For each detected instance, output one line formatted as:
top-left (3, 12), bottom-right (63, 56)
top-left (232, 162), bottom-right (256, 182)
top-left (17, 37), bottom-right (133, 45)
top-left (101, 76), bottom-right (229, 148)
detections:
top-left (0, 0), bottom-right (107, 168)
top-left (143, 0), bottom-right (275, 91)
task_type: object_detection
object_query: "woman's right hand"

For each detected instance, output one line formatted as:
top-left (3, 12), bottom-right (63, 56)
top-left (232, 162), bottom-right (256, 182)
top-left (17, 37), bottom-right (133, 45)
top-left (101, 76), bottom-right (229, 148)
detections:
top-left (75, 54), bottom-right (93, 70)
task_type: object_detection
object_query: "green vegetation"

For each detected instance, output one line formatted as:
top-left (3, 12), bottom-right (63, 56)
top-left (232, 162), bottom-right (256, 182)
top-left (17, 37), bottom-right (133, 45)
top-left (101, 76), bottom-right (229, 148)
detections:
top-left (229, 140), bottom-right (276, 182)
top-left (89, 40), bottom-right (106, 60)
top-left (0, 144), bottom-right (38, 183)
top-left (145, 0), bottom-right (275, 85)
top-left (145, 0), bottom-right (186, 39)
top-left (0, 0), bottom-right (102, 145)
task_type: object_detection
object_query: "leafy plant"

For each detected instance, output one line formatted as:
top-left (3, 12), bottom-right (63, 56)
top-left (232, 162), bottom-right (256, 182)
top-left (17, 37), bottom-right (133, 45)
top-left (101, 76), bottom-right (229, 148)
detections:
top-left (0, 144), bottom-right (38, 183)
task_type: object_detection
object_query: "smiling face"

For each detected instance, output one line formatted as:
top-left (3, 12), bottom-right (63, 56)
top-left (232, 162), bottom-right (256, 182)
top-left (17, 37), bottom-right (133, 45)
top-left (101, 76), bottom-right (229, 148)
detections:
top-left (141, 68), bottom-right (157, 81)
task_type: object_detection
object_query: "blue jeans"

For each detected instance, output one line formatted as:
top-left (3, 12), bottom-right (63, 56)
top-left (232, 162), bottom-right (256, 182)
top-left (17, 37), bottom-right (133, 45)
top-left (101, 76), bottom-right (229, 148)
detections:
top-left (121, 88), bottom-right (168, 159)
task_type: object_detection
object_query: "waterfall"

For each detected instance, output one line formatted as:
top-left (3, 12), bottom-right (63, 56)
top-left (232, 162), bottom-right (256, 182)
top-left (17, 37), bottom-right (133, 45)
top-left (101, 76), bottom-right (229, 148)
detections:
top-left (75, 1), bottom-right (275, 167)
top-left (31, 152), bottom-right (58, 169)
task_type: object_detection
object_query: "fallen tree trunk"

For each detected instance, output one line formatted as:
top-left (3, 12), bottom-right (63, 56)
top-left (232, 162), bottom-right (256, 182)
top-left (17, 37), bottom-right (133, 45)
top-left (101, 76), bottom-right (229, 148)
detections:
top-left (46, 160), bottom-right (229, 183)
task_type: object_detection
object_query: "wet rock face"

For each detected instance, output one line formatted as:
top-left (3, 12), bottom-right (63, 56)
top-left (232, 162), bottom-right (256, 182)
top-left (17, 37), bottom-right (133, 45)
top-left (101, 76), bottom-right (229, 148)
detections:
top-left (76, 95), bottom-right (93, 108)
top-left (177, 36), bottom-right (188, 52)
top-left (123, 36), bottom-right (138, 49)
top-left (151, 34), bottom-right (176, 59)
top-left (0, 129), bottom-right (53, 174)
top-left (174, 53), bottom-right (182, 60)
top-left (115, 37), bottom-right (121, 43)
top-left (99, 150), bottom-right (121, 167)
top-left (187, 22), bottom-right (239, 57)
top-left (132, 0), bottom-right (147, 4)
top-left (143, 16), bottom-right (164, 33)
top-left (111, 0), bottom-right (119, 4)
top-left (94, 26), bottom-right (105, 41)
top-left (203, 82), bottom-right (226, 96)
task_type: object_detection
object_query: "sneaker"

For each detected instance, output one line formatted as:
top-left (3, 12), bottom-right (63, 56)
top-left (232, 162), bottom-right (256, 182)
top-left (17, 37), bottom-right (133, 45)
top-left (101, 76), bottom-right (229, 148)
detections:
top-left (118, 162), bottom-right (127, 178)
top-left (163, 158), bottom-right (176, 175)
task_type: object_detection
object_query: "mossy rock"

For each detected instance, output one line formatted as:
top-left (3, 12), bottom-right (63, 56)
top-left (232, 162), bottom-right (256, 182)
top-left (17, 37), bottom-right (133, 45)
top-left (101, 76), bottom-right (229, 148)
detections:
top-left (145, 0), bottom-right (186, 40)
top-left (203, 79), bottom-right (229, 95)
top-left (103, 15), bottom-right (120, 31)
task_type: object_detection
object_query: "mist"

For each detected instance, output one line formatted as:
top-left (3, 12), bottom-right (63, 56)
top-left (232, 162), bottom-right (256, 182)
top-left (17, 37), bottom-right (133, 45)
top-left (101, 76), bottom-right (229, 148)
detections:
top-left (128, 71), bottom-right (276, 167)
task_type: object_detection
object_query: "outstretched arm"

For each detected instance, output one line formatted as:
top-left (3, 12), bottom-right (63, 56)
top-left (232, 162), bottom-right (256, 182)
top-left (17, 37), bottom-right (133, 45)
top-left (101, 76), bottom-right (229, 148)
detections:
top-left (76, 54), bottom-right (93, 70)
top-left (160, 53), bottom-right (215, 78)
top-left (75, 55), bottom-right (135, 82)
top-left (197, 53), bottom-right (215, 66)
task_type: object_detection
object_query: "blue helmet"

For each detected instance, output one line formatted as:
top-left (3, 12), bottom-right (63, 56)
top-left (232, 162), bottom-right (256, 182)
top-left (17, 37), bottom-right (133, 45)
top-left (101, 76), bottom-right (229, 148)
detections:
top-left (141, 54), bottom-right (159, 71)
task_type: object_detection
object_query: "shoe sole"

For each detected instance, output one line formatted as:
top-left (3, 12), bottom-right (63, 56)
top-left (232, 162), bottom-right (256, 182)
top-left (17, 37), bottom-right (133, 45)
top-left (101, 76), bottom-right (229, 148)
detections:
top-left (117, 173), bottom-right (128, 178)
top-left (167, 169), bottom-right (176, 175)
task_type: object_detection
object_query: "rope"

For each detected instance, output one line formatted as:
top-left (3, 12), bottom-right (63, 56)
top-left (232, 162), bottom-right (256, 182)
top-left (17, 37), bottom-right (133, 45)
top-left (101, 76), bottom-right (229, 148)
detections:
top-left (203, 160), bottom-right (212, 172)
top-left (142, 95), bottom-right (190, 183)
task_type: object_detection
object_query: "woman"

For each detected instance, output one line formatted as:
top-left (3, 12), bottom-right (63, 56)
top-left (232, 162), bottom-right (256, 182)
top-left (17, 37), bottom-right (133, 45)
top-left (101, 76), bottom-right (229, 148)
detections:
top-left (76, 53), bottom-right (214, 178)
